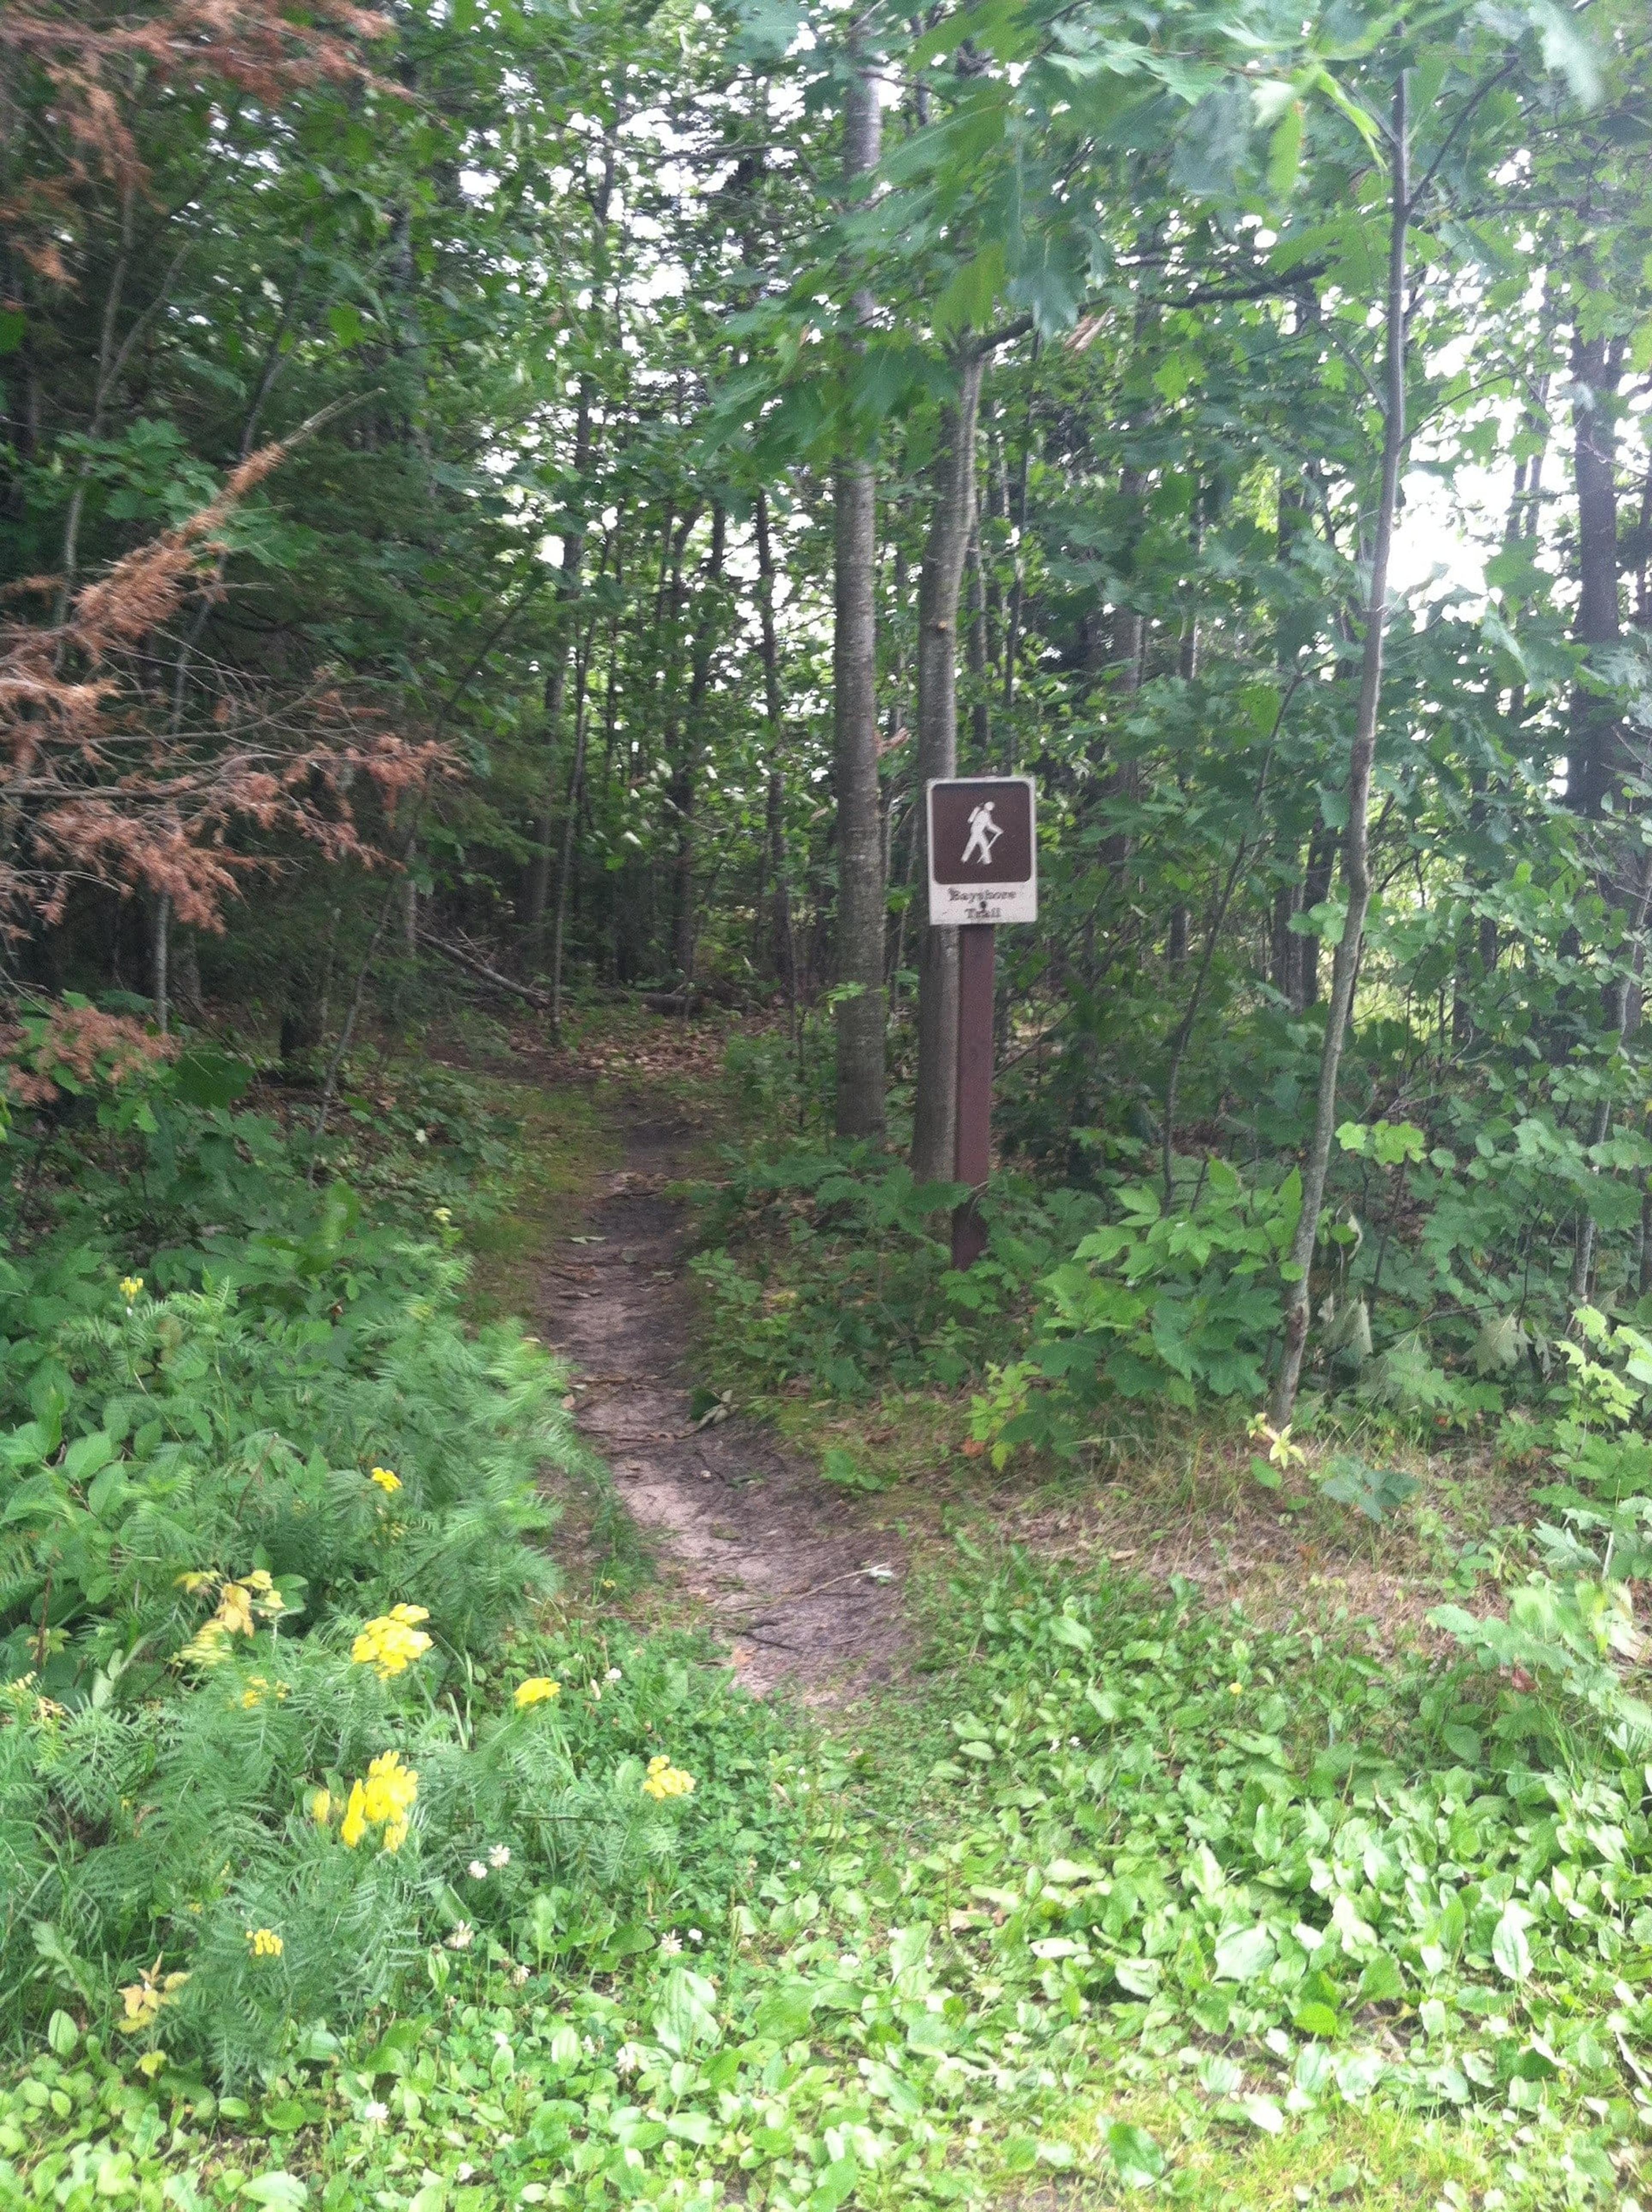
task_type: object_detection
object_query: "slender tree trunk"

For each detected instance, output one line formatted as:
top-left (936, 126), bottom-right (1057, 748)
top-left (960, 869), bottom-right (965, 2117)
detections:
top-left (672, 506), bottom-right (726, 980)
top-left (1571, 853), bottom-right (1652, 1307)
top-left (527, 375), bottom-right (594, 942)
top-left (1565, 328), bottom-right (1624, 818)
top-left (966, 517), bottom-right (991, 759)
top-left (833, 27), bottom-right (887, 1139)
top-left (1272, 72), bottom-right (1411, 1425)
top-left (550, 567), bottom-right (608, 1037)
top-left (752, 489), bottom-right (789, 975)
top-left (912, 349), bottom-right (987, 1183)
top-left (153, 894), bottom-right (170, 1037)
top-left (1001, 350), bottom-right (1036, 742)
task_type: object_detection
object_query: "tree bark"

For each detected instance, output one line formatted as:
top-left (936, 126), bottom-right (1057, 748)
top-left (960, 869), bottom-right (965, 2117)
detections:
top-left (832, 26), bottom-right (887, 1139)
top-left (752, 489), bottom-right (791, 979)
top-left (671, 505), bottom-right (726, 981)
top-left (1564, 328), bottom-right (1624, 818)
top-left (911, 349), bottom-right (987, 1183)
top-left (1272, 72), bottom-right (1411, 1425)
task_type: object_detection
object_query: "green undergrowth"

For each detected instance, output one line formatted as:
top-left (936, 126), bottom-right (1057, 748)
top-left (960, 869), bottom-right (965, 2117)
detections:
top-left (8, 1554), bottom-right (1652, 2211)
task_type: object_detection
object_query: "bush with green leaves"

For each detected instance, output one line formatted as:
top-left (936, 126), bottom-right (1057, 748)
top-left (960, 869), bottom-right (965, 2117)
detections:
top-left (690, 1141), bottom-right (1102, 1398)
top-left (0, 1052), bottom-right (714, 2081)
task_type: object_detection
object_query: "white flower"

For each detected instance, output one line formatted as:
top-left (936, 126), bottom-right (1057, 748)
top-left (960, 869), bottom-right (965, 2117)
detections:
top-left (788, 1860), bottom-right (801, 1871)
top-left (414, 1128), bottom-right (429, 1145)
top-left (615, 2041), bottom-right (646, 2077)
top-left (658, 1931), bottom-right (682, 1956)
top-left (446, 1922), bottom-right (474, 1950)
top-left (468, 1859), bottom-right (488, 1880)
top-left (489, 1844), bottom-right (511, 1869)
top-left (493, 2030), bottom-right (512, 2053)
top-left (363, 2101), bottom-right (389, 2124)
top-left (512, 1964), bottom-right (529, 1985)
top-left (687, 1927), bottom-right (704, 1944)
top-left (455, 2165), bottom-right (474, 2183)
top-left (606, 1667), bottom-right (623, 1682)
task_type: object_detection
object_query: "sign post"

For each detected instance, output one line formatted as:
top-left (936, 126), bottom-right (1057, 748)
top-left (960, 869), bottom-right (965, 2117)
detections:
top-left (926, 775), bottom-right (1037, 1270)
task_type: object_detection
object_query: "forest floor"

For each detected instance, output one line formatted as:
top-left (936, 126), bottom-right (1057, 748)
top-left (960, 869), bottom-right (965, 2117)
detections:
top-left (7, 1006), bottom-right (1639, 2212)
top-left (512, 1009), bottom-right (1508, 1700)
top-left (536, 1092), bottom-right (909, 1704)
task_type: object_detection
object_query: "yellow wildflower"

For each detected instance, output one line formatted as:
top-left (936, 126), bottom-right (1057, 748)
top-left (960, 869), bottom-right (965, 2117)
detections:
top-left (336, 1753), bottom-right (418, 1852)
top-left (351, 1604), bottom-right (432, 1678)
top-left (340, 1779), bottom-right (368, 1849)
top-left (642, 1754), bottom-right (695, 1801)
top-left (433, 1207), bottom-right (453, 1225)
top-left (246, 1928), bottom-right (284, 1958)
top-left (369, 1466), bottom-right (402, 1494)
top-left (119, 1276), bottom-right (144, 1304)
top-left (136, 2051), bottom-right (167, 2079)
top-left (514, 1676), bottom-right (561, 1709)
top-left (310, 1787), bottom-right (332, 1826)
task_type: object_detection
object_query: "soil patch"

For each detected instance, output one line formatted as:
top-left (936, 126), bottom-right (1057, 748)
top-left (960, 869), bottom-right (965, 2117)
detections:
top-left (537, 1099), bottom-right (909, 1706)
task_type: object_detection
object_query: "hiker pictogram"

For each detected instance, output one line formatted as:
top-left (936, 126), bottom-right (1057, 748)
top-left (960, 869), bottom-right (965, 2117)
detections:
top-left (960, 801), bottom-right (1003, 866)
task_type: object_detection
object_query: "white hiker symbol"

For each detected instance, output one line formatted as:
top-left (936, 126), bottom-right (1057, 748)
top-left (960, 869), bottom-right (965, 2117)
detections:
top-left (960, 800), bottom-right (1003, 867)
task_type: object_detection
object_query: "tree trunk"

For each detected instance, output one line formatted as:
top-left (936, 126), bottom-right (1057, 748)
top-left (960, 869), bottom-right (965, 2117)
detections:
top-left (832, 30), bottom-right (887, 1139)
top-left (153, 893), bottom-right (170, 1036)
top-left (966, 517), bottom-right (991, 759)
top-left (1565, 328), bottom-right (1624, 818)
top-left (550, 579), bottom-right (606, 1038)
top-left (911, 349), bottom-right (987, 1183)
top-left (526, 374), bottom-right (595, 942)
top-left (752, 489), bottom-right (791, 979)
top-left (672, 505), bottom-right (726, 981)
top-left (1272, 72), bottom-right (1410, 1425)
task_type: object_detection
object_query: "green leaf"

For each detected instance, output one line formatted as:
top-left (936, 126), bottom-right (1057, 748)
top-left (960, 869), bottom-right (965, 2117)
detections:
top-left (0, 309), bottom-right (26, 358)
top-left (753, 1984), bottom-right (815, 2043)
top-left (1214, 1924), bottom-right (1275, 1984)
top-left (934, 242), bottom-right (1006, 337)
top-left (653, 1966), bottom-right (721, 2053)
top-left (1266, 103), bottom-right (1304, 197)
top-left (1492, 1903), bottom-right (1533, 1982)
top-left (810, 2156), bottom-right (859, 2212)
top-left (1105, 2122), bottom-right (1165, 2187)
top-left (242, 2180), bottom-right (308, 2210)
top-left (327, 302), bottom-right (366, 350)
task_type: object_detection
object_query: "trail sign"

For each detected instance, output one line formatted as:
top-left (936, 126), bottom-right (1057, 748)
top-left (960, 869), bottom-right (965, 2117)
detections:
top-left (924, 776), bottom-right (1038, 1271)
top-left (927, 775), bottom-right (1037, 926)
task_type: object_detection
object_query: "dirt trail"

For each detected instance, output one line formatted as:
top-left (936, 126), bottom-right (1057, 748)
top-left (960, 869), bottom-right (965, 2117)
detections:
top-left (538, 1101), bottom-right (908, 1703)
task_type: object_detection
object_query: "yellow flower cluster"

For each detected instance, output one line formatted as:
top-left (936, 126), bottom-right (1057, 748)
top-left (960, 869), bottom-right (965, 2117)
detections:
top-left (369, 1465), bottom-right (402, 1493)
top-left (336, 1750), bottom-right (419, 1852)
top-left (513, 1676), bottom-right (561, 1709)
top-left (351, 1604), bottom-right (431, 1678)
top-left (642, 1754), bottom-right (695, 1801)
top-left (118, 1276), bottom-right (144, 1305)
top-left (245, 1928), bottom-right (284, 1958)
top-left (176, 1570), bottom-right (284, 1667)
top-left (236, 1674), bottom-right (289, 1710)
top-left (117, 1965), bottom-right (189, 2033)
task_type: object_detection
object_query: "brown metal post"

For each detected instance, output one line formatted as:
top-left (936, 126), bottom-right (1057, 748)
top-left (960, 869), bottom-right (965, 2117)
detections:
top-left (952, 922), bottom-right (995, 1268)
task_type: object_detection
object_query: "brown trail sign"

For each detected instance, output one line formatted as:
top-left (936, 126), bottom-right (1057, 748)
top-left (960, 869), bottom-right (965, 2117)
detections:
top-left (925, 777), bottom-right (1037, 1269)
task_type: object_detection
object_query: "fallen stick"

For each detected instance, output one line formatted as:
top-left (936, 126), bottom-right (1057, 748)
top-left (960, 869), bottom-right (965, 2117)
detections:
top-left (417, 928), bottom-right (553, 1009)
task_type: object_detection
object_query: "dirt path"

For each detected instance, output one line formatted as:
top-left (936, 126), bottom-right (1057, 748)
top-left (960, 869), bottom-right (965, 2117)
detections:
top-left (538, 1100), bottom-right (909, 1704)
